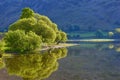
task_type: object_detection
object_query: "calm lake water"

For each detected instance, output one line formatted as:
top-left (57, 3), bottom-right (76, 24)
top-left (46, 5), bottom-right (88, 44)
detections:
top-left (0, 42), bottom-right (120, 80)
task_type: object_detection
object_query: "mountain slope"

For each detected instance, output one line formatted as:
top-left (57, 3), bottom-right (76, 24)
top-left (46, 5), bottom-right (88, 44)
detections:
top-left (0, 0), bottom-right (120, 31)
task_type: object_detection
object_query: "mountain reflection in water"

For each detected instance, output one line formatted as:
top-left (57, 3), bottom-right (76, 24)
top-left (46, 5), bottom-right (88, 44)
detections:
top-left (0, 48), bottom-right (68, 80)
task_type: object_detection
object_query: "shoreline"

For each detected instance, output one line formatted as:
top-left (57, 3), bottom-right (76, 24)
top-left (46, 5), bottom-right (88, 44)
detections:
top-left (40, 43), bottom-right (79, 51)
top-left (67, 39), bottom-right (120, 42)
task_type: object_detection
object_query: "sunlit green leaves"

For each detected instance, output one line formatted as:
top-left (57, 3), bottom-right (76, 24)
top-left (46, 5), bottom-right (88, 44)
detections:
top-left (20, 7), bottom-right (34, 19)
top-left (9, 7), bottom-right (67, 44)
top-left (4, 7), bottom-right (68, 53)
top-left (9, 17), bottom-right (37, 32)
top-left (4, 30), bottom-right (41, 52)
top-left (0, 40), bottom-right (5, 52)
top-left (55, 31), bottom-right (68, 44)
top-left (34, 24), bottom-right (56, 43)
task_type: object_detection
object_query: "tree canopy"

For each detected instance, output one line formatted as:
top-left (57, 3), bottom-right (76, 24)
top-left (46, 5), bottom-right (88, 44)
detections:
top-left (9, 7), bottom-right (67, 44)
top-left (2, 7), bottom-right (67, 53)
top-left (20, 7), bottom-right (34, 19)
top-left (4, 30), bottom-right (42, 52)
top-left (0, 40), bottom-right (5, 52)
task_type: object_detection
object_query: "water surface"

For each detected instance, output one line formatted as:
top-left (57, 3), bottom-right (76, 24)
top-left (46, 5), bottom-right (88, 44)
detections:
top-left (0, 42), bottom-right (120, 80)
top-left (46, 42), bottom-right (120, 80)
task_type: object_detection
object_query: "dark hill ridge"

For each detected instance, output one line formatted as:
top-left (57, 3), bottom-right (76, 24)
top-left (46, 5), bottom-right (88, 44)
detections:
top-left (0, 0), bottom-right (120, 31)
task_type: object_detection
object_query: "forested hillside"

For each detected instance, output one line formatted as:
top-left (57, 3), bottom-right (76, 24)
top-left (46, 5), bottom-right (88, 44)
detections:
top-left (0, 0), bottom-right (120, 32)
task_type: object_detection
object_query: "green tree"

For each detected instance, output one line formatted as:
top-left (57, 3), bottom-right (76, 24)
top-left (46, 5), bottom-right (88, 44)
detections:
top-left (24, 31), bottom-right (42, 51)
top-left (9, 17), bottom-right (37, 32)
top-left (60, 31), bottom-right (67, 42)
top-left (55, 31), bottom-right (67, 44)
top-left (0, 40), bottom-right (5, 52)
top-left (4, 30), bottom-right (41, 52)
top-left (34, 13), bottom-right (58, 31)
top-left (20, 7), bottom-right (34, 19)
top-left (9, 7), bottom-right (67, 43)
top-left (55, 31), bottom-right (62, 44)
top-left (4, 30), bottom-right (26, 52)
top-left (34, 22), bottom-right (56, 43)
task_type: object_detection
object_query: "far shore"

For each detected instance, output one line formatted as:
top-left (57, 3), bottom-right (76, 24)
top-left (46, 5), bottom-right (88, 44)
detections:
top-left (67, 39), bottom-right (120, 42)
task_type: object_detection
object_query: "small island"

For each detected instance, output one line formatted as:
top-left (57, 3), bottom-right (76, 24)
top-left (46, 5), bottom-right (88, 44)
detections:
top-left (0, 7), bottom-right (68, 53)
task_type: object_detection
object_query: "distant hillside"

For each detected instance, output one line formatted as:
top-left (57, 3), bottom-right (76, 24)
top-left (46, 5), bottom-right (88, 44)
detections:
top-left (0, 0), bottom-right (120, 32)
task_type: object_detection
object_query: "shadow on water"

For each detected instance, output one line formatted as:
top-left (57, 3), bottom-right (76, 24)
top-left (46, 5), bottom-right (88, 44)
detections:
top-left (0, 48), bottom-right (68, 80)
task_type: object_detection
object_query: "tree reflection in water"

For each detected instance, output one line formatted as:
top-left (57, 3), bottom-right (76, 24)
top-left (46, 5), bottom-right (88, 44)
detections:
top-left (0, 57), bottom-right (5, 70)
top-left (0, 48), bottom-right (68, 80)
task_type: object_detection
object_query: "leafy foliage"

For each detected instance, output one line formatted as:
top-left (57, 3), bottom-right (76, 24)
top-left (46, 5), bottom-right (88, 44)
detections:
top-left (59, 31), bottom-right (68, 42)
top-left (55, 31), bottom-right (62, 43)
top-left (4, 30), bottom-right (41, 52)
top-left (55, 31), bottom-right (68, 44)
top-left (20, 8), bottom-right (34, 19)
top-left (9, 17), bottom-right (37, 32)
top-left (33, 21), bottom-right (56, 43)
top-left (0, 40), bottom-right (5, 52)
top-left (9, 7), bottom-right (67, 43)
top-left (3, 7), bottom-right (67, 53)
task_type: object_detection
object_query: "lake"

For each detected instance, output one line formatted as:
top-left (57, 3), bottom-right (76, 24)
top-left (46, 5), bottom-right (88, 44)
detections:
top-left (0, 42), bottom-right (120, 80)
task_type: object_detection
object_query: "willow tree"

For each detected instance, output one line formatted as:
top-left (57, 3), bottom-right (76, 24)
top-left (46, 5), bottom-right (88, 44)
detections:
top-left (9, 17), bottom-right (37, 32)
top-left (9, 7), bottom-right (67, 43)
top-left (4, 30), bottom-right (41, 52)
top-left (0, 40), bottom-right (5, 52)
top-left (20, 7), bottom-right (34, 19)
top-left (33, 20), bottom-right (56, 43)
top-left (55, 31), bottom-right (68, 44)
